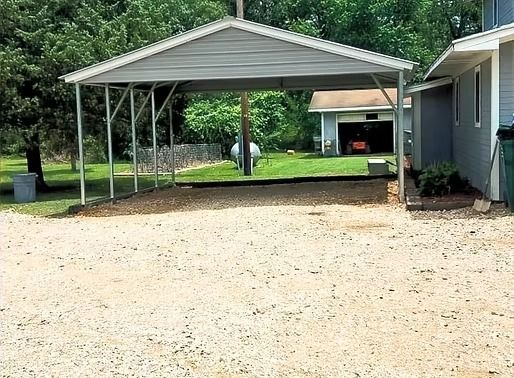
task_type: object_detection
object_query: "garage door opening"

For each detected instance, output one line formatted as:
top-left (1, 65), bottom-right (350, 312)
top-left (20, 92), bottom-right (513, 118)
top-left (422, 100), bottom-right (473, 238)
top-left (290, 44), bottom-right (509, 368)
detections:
top-left (339, 120), bottom-right (394, 155)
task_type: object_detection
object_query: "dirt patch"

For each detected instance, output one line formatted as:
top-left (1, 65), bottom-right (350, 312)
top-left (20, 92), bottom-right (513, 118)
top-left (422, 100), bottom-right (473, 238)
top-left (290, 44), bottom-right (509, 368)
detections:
top-left (81, 179), bottom-right (394, 217)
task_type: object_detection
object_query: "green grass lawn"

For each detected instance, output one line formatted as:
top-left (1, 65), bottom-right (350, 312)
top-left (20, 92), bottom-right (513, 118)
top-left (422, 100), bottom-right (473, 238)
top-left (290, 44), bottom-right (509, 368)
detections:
top-left (176, 152), bottom-right (396, 182)
top-left (0, 152), bottom-right (395, 216)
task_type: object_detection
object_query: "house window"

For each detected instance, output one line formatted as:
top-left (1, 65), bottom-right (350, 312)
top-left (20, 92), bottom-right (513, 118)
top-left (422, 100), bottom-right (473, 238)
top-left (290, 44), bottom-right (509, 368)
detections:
top-left (474, 65), bottom-right (481, 128)
top-left (454, 77), bottom-right (460, 126)
top-left (493, 0), bottom-right (499, 27)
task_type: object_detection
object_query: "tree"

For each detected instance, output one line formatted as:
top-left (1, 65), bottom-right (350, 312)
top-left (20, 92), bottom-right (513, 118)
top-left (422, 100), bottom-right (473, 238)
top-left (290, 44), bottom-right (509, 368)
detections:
top-left (1, 0), bottom-right (483, 186)
top-left (0, 0), bottom-right (226, 191)
top-left (183, 91), bottom-right (293, 155)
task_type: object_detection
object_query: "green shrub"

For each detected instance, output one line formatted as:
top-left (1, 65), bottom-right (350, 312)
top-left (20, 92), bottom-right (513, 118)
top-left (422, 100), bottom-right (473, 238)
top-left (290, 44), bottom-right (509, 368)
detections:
top-left (84, 135), bottom-right (106, 163)
top-left (418, 161), bottom-right (467, 196)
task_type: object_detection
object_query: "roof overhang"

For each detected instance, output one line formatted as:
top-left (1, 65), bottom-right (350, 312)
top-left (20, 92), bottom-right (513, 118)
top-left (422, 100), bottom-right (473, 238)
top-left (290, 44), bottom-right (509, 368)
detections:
top-left (425, 22), bottom-right (514, 79)
top-left (60, 17), bottom-right (418, 93)
top-left (308, 104), bottom-right (412, 113)
top-left (405, 77), bottom-right (453, 95)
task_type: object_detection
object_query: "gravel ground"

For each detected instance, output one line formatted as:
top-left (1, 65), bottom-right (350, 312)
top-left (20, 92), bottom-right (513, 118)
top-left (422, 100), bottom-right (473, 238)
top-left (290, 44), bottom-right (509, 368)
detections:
top-left (1, 181), bottom-right (513, 377)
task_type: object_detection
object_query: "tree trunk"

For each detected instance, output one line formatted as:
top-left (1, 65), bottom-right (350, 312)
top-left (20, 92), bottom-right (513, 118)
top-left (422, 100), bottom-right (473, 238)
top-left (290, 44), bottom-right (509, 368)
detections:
top-left (70, 149), bottom-right (77, 172)
top-left (24, 132), bottom-right (49, 192)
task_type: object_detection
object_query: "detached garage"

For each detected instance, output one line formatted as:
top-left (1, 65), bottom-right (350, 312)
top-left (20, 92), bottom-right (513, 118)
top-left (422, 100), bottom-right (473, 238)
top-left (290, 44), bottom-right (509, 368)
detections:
top-left (309, 89), bottom-right (412, 156)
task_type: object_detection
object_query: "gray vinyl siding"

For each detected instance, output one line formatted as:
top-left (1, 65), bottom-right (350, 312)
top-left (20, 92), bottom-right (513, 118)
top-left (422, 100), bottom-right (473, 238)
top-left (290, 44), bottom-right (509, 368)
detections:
top-left (500, 41), bottom-right (514, 125)
top-left (500, 0), bottom-right (514, 26)
top-left (419, 85), bottom-right (453, 167)
top-left (483, 0), bottom-right (514, 30)
top-left (85, 28), bottom-right (394, 84)
top-left (412, 93), bottom-right (422, 169)
top-left (453, 59), bottom-right (492, 190)
top-left (499, 41), bottom-right (514, 198)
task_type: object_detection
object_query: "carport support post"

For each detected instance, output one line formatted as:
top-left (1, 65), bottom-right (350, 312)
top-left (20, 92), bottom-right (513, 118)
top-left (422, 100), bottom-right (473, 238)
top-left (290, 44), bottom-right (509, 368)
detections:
top-left (241, 92), bottom-right (251, 175)
top-left (151, 90), bottom-right (159, 188)
top-left (397, 71), bottom-right (405, 202)
top-left (237, 0), bottom-right (252, 176)
top-left (169, 103), bottom-right (176, 186)
top-left (105, 84), bottom-right (115, 200)
top-left (75, 83), bottom-right (86, 205)
top-left (130, 88), bottom-right (138, 192)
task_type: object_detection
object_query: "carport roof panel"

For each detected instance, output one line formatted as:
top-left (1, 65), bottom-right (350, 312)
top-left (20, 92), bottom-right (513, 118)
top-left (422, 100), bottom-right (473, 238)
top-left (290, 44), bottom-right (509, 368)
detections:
top-left (60, 17), bottom-right (417, 88)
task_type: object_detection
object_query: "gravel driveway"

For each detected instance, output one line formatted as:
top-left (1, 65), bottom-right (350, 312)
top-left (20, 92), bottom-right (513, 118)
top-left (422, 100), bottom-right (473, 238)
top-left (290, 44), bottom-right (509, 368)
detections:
top-left (1, 181), bottom-right (513, 377)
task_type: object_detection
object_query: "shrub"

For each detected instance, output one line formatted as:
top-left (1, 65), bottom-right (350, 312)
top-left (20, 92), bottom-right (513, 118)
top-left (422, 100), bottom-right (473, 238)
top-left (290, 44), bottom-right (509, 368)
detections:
top-left (418, 161), bottom-right (467, 196)
top-left (84, 135), bottom-right (106, 163)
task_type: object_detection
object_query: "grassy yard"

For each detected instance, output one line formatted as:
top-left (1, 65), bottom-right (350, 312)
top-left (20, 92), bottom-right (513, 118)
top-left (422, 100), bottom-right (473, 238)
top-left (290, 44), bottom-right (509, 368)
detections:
top-left (177, 152), bottom-right (396, 181)
top-left (0, 152), bottom-right (395, 216)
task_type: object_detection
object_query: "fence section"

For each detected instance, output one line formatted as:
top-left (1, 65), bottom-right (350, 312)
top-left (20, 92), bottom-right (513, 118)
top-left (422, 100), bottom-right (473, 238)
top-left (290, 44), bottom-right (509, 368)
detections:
top-left (137, 144), bottom-right (222, 173)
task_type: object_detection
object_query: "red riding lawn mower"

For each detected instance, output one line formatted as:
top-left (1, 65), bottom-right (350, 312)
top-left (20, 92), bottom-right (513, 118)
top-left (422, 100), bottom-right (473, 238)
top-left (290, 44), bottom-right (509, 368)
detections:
top-left (345, 138), bottom-right (371, 154)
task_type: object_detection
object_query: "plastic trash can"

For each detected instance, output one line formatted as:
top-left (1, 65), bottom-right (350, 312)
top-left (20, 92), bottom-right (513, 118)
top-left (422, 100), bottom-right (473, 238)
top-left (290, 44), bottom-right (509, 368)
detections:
top-left (13, 173), bottom-right (37, 203)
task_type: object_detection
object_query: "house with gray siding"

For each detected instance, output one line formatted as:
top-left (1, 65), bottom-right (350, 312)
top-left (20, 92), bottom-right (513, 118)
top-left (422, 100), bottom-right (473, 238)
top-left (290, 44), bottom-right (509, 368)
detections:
top-left (410, 0), bottom-right (514, 202)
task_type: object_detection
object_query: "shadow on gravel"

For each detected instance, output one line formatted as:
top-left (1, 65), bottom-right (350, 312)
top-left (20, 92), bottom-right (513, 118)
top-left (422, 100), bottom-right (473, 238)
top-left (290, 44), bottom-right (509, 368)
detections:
top-left (80, 179), bottom-right (395, 217)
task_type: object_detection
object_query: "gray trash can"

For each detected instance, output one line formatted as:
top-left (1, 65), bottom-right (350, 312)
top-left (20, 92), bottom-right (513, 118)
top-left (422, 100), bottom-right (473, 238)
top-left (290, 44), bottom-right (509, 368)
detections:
top-left (13, 173), bottom-right (37, 203)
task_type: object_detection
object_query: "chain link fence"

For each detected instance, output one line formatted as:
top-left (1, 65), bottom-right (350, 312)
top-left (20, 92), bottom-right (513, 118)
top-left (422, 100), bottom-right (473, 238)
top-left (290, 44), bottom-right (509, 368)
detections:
top-left (137, 144), bottom-right (222, 173)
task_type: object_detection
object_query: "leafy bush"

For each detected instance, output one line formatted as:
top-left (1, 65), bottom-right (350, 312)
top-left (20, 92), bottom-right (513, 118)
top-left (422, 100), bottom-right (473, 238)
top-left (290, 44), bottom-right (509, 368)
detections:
top-left (418, 162), bottom-right (467, 196)
top-left (83, 135), bottom-right (106, 163)
top-left (183, 92), bottom-right (294, 156)
top-left (0, 130), bottom-right (24, 155)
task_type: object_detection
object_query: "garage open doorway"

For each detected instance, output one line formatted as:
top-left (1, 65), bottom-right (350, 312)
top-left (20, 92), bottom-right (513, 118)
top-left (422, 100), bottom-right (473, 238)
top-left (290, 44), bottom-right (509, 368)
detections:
top-left (338, 114), bottom-right (395, 155)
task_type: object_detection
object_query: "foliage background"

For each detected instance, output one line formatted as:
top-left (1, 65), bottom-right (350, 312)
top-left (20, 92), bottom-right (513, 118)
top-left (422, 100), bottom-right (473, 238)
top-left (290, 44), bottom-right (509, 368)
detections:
top-left (0, 0), bottom-right (482, 164)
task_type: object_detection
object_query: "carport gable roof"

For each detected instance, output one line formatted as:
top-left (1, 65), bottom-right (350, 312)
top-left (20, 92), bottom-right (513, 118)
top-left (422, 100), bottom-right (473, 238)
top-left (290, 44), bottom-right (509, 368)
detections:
top-left (60, 17), bottom-right (417, 91)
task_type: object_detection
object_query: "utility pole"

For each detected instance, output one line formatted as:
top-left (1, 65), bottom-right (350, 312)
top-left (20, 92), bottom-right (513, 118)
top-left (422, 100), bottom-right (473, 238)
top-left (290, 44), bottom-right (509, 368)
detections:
top-left (237, 0), bottom-right (252, 176)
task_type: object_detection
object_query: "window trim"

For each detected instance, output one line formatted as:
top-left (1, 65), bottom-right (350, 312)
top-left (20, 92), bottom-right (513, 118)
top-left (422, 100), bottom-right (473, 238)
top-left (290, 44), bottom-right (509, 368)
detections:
top-left (474, 65), bottom-right (481, 128)
top-left (454, 77), bottom-right (460, 126)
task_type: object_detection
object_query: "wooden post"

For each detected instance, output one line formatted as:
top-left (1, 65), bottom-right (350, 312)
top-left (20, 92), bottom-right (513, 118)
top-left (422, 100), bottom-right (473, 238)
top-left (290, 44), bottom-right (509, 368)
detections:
top-left (237, 0), bottom-right (252, 176)
top-left (236, 0), bottom-right (244, 18)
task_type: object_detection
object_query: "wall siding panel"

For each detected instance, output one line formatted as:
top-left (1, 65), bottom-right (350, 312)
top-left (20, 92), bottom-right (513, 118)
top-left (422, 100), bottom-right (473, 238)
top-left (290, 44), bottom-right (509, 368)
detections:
top-left (499, 41), bottom-right (514, 198)
top-left (500, 41), bottom-right (514, 125)
top-left (453, 59), bottom-right (492, 190)
top-left (500, 0), bottom-right (514, 26)
top-left (419, 85), bottom-right (453, 167)
top-left (85, 28), bottom-right (393, 83)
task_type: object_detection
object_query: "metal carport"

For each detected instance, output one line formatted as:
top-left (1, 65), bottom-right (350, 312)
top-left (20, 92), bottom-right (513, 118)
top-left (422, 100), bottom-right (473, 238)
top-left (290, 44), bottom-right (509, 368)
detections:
top-left (60, 16), bottom-right (417, 206)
